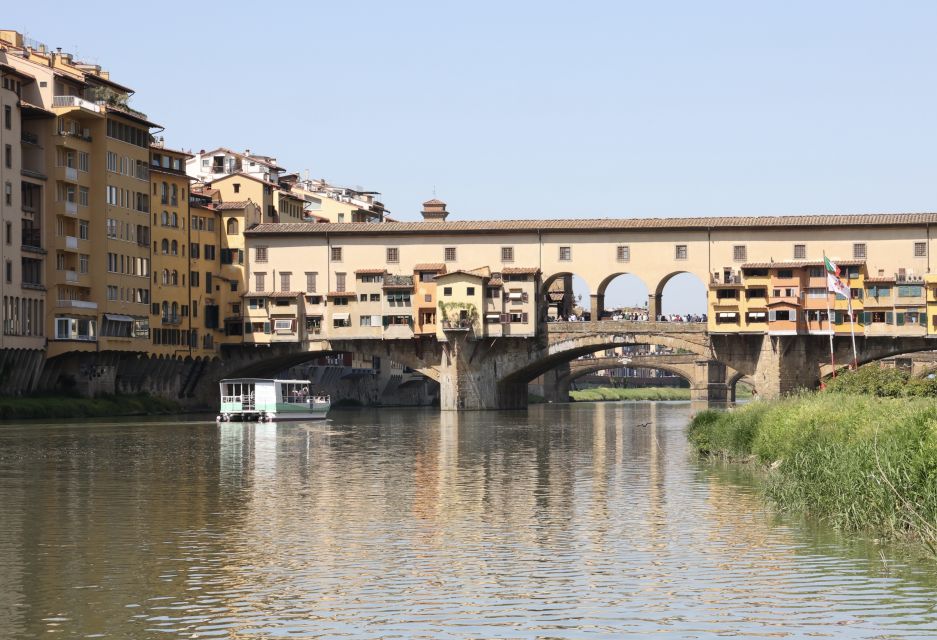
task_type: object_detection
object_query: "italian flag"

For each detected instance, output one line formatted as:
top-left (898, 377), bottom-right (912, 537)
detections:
top-left (824, 255), bottom-right (850, 297)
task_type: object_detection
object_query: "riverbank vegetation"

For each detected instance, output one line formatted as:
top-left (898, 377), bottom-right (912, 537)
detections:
top-left (571, 387), bottom-right (692, 401)
top-left (688, 367), bottom-right (937, 549)
top-left (0, 393), bottom-right (181, 420)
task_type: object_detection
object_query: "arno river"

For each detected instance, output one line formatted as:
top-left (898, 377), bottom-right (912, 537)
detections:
top-left (1, 403), bottom-right (936, 639)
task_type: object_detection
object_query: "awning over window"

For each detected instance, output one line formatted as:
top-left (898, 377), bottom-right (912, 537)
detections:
top-left (104, 313), bottom-right (133, 322)
top-left (718, 312), bottom-right (738, 318)
top-left (332, 313), bottom-right (350, 321)
top-left (485, 313), bottom-right (501, 320)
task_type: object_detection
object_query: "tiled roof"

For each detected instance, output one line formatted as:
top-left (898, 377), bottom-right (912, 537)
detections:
top-left (245, 213), bottom-right (937, 236)
top-left (326, 291), bottom-right (354, 297)
top-left (215, 200), bottom-right (252, 210)
top-left (865, 276), bottom-right (896, 283)
top-left (414, 263), bottom-right (446, 271)
top-left (423, 198), bottom-right (446, 205)
top-left (741, 259), bottom-right (866, 269)
top-left (355, 268), bottom-right (386, 275)
top-left (488, 278), bottom-right (503, 288)
top-left (241, 291), bottom-right (304, 298)
top-left (501, 267), bottom-right (540, 275)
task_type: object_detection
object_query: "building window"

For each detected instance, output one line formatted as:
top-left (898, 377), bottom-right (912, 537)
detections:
top-left (501, 246), bottom-right (514, 262)
top-left (255, 272), bottom-right (265, 292)
top-left (5, 260), bottom-right (11, 283)
top-left (331, 246), bottom-right (343, 262)
top-left (444, 247), bottom-right (456, 262)
top-left (386, 247), bottom-right (399, 263)
top-left (733, 245), bottom-right (747, 262)
top-left (3, 105), bottom-right (10, 129)
top-left (914, 242), bottom-right (927, 258)
top-left (853, 243), bottom-right (867, 259)
top-left (305, 272), bottom-right (317, 293)
top-left (559, 246), bottom-right (571, 261)
top-left (226, 218), bottom-right (238, 235)
top-left (793, 244), bottom-right (806, 260)
top-left (4, 221), bottom-right (10, 244)
top-left (616, 245), bottom-right (630, 262)
top-left (280, 272), bottom-right (291, 292)
top-left (4, 144), bottom-right (11, 168)
top-left (466, 287), bottom-right (475, 296)
top-left (335, 272), bottom-right (346, 292)
top-left (443, 287), bottom-right (452, 296)
top-left (675, 245), bottom-right (688, 260)
top-left (256, 246), bottom-right (268, 263)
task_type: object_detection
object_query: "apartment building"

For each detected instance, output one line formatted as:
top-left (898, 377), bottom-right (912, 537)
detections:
top-left (284, 175), bottom-right (386, 223)
top-left (189, 189), bottom-right (222, 353)
top-left (0, 58), bottom-right (47, 352)
top-left (149, 144), bottom-right (194, 354)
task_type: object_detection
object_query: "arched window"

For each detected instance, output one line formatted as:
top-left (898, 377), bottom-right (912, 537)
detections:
top-left (226, 218), bottom-right (239, 235)
top-left (170, 212), bottom-right (178, 227)
top-left (161, 211), bottom-right (169, 225)
top-left (161, 301), bottom-right (168, 317)
top-left (161, 269), bottom-right (169, 285)
top-left (171, 302), bottom-right (179, 316)
top-left (170, 184), bottom-right (178, 206)
top-left (170, 240), bottom-right (178, 255)
top-left (161, 239), bottom-right (169, 254)
top-left (160, 182), bottom-right (168, 204)
top-left (170, 270), bottom-right (178, 285)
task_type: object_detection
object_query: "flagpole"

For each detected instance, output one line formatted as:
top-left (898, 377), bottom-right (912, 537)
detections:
top-left (823, 253), bottom-right (836, 379)
top-left (847, 274), bottom-right (859, 369)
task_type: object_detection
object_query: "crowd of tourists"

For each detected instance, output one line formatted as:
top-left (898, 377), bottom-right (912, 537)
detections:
top-left (549, 312), bottom-right (707, 323)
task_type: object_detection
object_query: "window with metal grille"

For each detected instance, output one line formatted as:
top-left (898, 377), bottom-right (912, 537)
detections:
top-left (559, 246), bottom-right (571, 261)
top-left (386, 247), bottom-right (399, 263)
top-left (914, 242), bottom-right (927, 257)
top-left (616, 245), bottom-right (630, 262)
top-left (255, 273), bottom-right (265, 292)
top-left (675, 245), bottom-right (687, 260)
top-left (305, 272), bottom-right (317, 293)
top-left (444, 247), bottom-right (456, 262)
top-left (335, 272), bottom-right (346, 292)
top-left (255, 246), bottom-right (268, 262)
top-left (793, 244), bottom-right (806, 259)
top-left (331, 246), bottom-right (342, 261)
top-left (733, 245), bottom-right (747, 262)
top-left (853, 243), bottom-right (867, 259)
top-left (280, 272), bottom-right (291, 292)
top-left (501, 247), bottom-right (514, 262)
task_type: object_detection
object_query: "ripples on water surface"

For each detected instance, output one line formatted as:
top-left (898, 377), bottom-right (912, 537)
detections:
top-left (0, 402), bottom-right (936, 638)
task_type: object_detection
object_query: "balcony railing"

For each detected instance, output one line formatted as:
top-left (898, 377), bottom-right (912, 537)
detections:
top-left (20, 131), bottom-right (38, 145)
top-left (56, 299), bottom-right (97, 310)
top-left (62, 201), bottom-right (77, 216)
top-left (161, 314), bottom-right (182, 325)
top-left (64, 270), bottom-right (78, 283)
top-left (52, 95), bottom-right (102, 113)
top-left (442, 319), bottom-right (473, 331)
top-left (21, 229), bottom-right (42, 250)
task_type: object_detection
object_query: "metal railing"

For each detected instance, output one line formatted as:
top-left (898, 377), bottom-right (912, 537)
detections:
top-left (52, 95), bottom-right (101, 113)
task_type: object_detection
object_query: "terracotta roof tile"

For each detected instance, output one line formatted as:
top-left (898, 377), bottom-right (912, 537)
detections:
top-left (245, 213), bottom-right (937, 236)
top-left (355, 268), bottom-right (387, 275)
top-left (215, 200), bottom-right (252, 210)
top-left (326, 291), bottom-right (354, 297)
top-left (241, 291), bottom-right (304, 298)
top-left (501, 267), bottom-right (540, 275)
top-left (741, 259), bottom-right (866, 269)
top-left (414, 263), bottom-right (446, 272)
top-left (865, 276), bottom-right (896, 283)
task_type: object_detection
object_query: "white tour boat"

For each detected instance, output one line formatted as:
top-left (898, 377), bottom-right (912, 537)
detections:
top-left (217, 378), bottom-right (330, 422)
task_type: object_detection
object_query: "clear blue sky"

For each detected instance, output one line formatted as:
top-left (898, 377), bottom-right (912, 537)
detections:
top-left (7, 1), bottom-right (936, 312)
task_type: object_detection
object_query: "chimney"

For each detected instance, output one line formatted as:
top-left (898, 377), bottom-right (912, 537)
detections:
top-left (421, 198), bottom-right (449, 221)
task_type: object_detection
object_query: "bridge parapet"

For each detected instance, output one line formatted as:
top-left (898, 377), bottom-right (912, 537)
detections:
top-left (547, 320), bottom-right (708, 334)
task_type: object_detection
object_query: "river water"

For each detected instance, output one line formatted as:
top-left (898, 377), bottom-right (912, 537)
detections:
top-left (0, 402), bottom-right (936, 639)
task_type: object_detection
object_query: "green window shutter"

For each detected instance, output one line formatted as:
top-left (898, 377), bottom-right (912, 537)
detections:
top-left (861, 311), bottom-right (870, 324)
top-left (896, 313), bottom-right (905, 326)
top-left (886, 311), bottom-right (894, 324)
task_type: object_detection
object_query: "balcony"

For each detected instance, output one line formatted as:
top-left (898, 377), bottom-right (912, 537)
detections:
top-left (64, 270), bottom-right (78, 283)
top-left (56, 299), bottom-right (98, 310)
top-left (21, 229), bottom-right (43, 252)
top-left (57, 235), bottom-right (78, 252)
top-left (61, 201), bottom-right (77, 216)
top-left (52, 95), bottom-right (102, 117)
top-left (20, 131), bottom-right (39, 145)
top-left (442, 319), bottom-right (473, 331)
top-left (161, 314), bottom-right (182, 325)
top-left (57, 166), bottom-right (78, 183)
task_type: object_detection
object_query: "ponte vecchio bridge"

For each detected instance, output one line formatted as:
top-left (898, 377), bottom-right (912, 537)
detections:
top-left (197, 210), bottom-right (937, 409)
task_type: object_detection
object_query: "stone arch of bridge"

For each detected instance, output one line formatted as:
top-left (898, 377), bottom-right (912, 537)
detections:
top-left (814, 339), bottom-right (937, 387)
top-left (596, 272), bottom-right (650, 319)
top-left (502, 333), bottom-right (712, 389)
top-left (541, 271), bottom-right (592, 319)
top-left (563, 360), bottom-right (695, 386)
top-left (652, 270), bottom-right (709, 318)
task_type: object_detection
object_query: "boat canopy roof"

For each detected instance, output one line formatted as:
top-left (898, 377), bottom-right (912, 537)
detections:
top-left (219, 378), bottom-right (310, 384)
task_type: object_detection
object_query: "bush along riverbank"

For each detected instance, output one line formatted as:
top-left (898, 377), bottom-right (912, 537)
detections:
top-left (0, 393), bottom-right (182, 420)
top-left (571, 387), bottom-right (691, 402)
top-left (688, 367), bottom-right (937, 551)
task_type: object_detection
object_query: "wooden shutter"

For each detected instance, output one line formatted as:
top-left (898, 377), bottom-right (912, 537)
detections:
top-left (768, 310), bottom-right (776, 322)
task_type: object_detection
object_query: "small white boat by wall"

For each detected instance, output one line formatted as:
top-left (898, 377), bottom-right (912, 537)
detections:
top-left (217, 378), bottom-right (330, 422)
